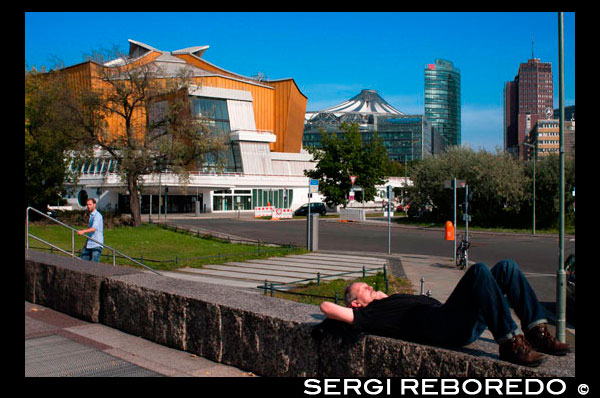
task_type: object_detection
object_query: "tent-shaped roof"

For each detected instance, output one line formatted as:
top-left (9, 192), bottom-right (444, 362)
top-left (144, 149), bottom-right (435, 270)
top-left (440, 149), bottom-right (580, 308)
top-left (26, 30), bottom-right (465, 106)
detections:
top-left (318, 89), bottom-right (404, 115)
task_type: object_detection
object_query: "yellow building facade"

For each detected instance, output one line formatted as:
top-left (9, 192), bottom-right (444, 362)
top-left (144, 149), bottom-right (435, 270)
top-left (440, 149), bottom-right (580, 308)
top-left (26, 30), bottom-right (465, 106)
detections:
top-left (60, 39), bottom-right (307, 154)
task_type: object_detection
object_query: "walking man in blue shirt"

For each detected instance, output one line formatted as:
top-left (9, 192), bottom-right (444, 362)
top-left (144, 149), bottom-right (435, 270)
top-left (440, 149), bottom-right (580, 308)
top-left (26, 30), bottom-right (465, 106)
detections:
top-left (78, 198), bottom-right (104, 262)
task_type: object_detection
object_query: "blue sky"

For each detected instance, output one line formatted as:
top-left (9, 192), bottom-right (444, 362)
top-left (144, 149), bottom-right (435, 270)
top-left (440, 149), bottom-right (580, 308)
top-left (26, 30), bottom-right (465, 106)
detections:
top-left (25, 12), bottom-right (575, 152)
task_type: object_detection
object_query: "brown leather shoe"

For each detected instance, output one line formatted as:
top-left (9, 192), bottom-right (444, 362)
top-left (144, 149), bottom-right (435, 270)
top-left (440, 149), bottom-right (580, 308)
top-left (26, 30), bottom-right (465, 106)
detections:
top-left (525, 323), bottom-right (571, 356)
top-left (499, 335), bottom-right (545, 367)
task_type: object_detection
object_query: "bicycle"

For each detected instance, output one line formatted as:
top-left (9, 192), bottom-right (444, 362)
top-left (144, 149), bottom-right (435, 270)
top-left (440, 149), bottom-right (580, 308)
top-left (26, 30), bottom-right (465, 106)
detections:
top-left (456, 234), bottom-right (471, 270)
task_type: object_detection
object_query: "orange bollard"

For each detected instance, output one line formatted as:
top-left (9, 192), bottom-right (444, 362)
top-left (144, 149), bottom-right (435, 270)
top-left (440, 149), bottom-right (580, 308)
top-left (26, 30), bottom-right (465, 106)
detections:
top-left (445, 221), bottom-right (454, 241)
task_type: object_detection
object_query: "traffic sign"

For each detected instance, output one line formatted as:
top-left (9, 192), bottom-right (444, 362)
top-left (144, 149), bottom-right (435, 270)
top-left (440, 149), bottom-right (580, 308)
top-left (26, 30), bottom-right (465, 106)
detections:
top-left (350, 175), bottom-right (357, 185)
top-left (444, 179), bottom-right (466, 189)
top-left (310, 179), bottom-right (319, 193)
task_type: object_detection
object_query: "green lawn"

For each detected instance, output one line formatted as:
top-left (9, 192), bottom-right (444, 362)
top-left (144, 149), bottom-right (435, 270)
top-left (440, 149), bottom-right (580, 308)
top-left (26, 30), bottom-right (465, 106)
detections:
top-left (27, 223), bottom-right (306, 271)
top-left (271, 271), bottom-right (413, 306)
top-left (28, 222), bottom-right (414, 305)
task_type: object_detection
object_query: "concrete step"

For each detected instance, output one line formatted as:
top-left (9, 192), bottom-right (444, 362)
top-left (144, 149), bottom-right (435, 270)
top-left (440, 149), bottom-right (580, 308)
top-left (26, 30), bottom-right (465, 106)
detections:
top-left (285, 253), bottom-right (386, 266)
top-left (219, 260), bottom-right (377, 275)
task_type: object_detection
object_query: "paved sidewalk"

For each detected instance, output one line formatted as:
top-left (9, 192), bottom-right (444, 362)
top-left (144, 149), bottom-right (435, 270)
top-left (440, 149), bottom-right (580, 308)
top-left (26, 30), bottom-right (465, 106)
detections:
top-left (25, 301), bottom-right (257, 377)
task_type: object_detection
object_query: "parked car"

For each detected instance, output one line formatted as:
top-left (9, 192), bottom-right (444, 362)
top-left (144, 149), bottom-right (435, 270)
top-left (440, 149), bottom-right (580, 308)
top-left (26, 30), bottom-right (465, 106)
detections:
top-left (294, 202), bottom-right (327, 216)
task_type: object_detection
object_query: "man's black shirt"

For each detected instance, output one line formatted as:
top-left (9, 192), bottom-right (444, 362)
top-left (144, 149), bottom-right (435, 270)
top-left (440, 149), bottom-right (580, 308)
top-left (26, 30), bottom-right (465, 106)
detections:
top-left (352, 294), bottom-right (442, 342)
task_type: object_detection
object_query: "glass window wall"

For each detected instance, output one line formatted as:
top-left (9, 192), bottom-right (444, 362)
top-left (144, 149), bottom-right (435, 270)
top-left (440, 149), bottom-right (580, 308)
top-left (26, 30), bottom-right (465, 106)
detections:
top-left (213, 189), bottom-right (255, 211)
top-left (251, 188), bottom-right (293, 209)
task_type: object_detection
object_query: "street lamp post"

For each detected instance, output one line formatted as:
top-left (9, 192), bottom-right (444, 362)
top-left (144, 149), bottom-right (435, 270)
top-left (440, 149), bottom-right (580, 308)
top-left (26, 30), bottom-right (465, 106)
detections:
top-left (556, 11), bottom-right (567, 343)
top-left (523, 142), bottom-right (537, 235)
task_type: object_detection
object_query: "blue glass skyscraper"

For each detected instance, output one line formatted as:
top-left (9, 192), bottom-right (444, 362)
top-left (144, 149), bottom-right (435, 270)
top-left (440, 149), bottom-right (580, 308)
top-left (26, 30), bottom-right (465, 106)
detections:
top-left (425, 59), bottom-right (461, 147)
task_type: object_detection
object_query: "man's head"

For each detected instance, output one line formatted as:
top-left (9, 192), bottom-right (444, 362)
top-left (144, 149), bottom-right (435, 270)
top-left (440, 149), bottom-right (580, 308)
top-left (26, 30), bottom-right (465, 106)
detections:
top-left (86, 198), bottom-right (97, 213)
top-left (343, 282), bottom-right (380, 308)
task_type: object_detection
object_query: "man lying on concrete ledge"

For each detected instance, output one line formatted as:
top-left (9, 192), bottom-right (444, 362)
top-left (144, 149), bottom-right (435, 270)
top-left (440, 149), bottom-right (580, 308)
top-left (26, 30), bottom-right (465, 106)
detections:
top-left (319, 259), bottom-right (570, 367)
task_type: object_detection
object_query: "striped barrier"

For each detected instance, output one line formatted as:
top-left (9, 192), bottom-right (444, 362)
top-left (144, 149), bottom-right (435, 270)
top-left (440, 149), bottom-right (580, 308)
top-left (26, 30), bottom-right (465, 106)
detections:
top-left (272, 208), bottom-right (293, 220)
top-left (254, 206), bottom-right (273, 218)
top-left (254, 207), bottom-right (293, 219)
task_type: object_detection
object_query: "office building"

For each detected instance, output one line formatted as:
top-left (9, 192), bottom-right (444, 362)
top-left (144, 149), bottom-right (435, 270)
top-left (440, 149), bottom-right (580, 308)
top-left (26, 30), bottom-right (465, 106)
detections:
top-left (524, 117), bottom-right (575, 160)
top-left (504, 58), bottom-right (553, 159)
top-left (424, 59), bottom-right (461, 147)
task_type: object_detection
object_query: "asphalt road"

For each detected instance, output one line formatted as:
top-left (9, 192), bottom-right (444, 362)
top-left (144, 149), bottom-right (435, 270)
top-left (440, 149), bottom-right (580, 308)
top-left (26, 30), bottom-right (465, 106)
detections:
top-left (169, 217), bottom-right (575, 323)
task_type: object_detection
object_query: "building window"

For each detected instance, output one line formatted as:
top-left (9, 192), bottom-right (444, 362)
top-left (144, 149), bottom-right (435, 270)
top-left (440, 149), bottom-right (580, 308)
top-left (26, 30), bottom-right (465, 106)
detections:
top-left (213, 188), bottom-right (254, 211)
top-left (192, 97), bottom-right (233, 171)
top-left (252, 188), bottom-right (293, 208)
top-left (77, 190), bottom-right (89, 207)
top-left (191, 97), bottom-right (230, 136)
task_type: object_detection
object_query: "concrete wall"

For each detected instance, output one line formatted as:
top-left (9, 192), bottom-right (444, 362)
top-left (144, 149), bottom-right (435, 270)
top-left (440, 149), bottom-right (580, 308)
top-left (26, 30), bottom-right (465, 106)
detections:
top-left (25, 249), bottom-right (551, 377)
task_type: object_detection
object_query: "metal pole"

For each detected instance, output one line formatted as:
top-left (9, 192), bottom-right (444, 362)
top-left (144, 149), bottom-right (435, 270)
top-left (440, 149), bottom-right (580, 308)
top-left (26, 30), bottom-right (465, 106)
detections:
top-left (556, 11), bottom-right (567, 342)
top-left (453, 178), bottom-right (457, 262)
top-left (524, 142), bottom-right (536, 235)
top-left (158, 172), bottom-right (162, 221)
top-left (465, 185), bottom-right (469, 267)
top-left (26, 208), bottom-right (30, 250)
top-left (387, 185), bottom-right (391, 254)
top-left (307, 182), bottom-right (311, 251)
top-left (533, 146), bottom-right (536, 235)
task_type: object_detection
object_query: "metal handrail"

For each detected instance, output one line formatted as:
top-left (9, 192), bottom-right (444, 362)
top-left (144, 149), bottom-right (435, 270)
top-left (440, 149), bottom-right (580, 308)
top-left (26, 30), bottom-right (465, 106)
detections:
top-left (258, 265), bottom-right (388, 292)
top-left (258, 265), bottom-right (391, 301)
top-left (26, 207), bottom-right (161, 275)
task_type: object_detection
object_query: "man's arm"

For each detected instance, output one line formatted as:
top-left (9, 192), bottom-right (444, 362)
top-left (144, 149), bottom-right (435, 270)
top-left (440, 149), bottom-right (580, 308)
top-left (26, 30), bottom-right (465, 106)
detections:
top-left (320, 301), bottom-right (354, 324)
top-left (78, 213), bottom-right (101, 236)
top-left (77, 227), bottom-right (96, 235)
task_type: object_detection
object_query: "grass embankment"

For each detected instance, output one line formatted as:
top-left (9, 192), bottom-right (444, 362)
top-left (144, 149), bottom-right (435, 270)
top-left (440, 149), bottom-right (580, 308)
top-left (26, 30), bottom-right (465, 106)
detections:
top-left (271, 270), bottom-right (413, 306)
top-left (28, 222), bottom-right (413, 305)
top-left (27, 223), bottom-right (306, 271)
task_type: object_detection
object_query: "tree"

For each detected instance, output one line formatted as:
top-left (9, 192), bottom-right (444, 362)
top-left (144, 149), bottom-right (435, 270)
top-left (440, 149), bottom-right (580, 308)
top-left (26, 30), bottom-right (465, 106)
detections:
top-left (304, 122), bottom-right (389, 208)
top-left (57, 49), bottom-right (225, 226)
top-left (411, 147), bottom-right (528, 227)
top-left (526, 153), bottom-right (575, 229)
top-left (25, 66), bottom-right (78, 212)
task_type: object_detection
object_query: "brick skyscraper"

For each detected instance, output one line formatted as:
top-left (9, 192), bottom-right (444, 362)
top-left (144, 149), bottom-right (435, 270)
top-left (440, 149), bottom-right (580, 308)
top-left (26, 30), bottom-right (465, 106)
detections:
top-left (504, 58), bottom-right (553, 158)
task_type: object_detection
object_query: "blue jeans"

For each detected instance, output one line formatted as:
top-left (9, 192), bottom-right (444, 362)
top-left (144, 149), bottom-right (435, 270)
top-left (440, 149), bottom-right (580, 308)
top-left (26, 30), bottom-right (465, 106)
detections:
top-left (414, 260), bottom-right (547, 347)
top-left (80, 247), bottom-right (102, 262)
